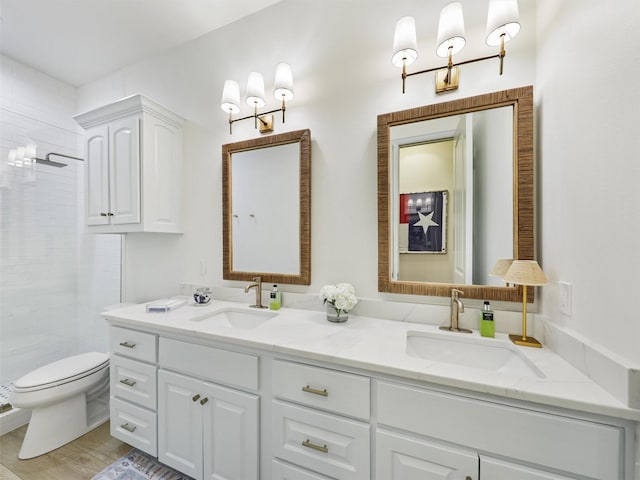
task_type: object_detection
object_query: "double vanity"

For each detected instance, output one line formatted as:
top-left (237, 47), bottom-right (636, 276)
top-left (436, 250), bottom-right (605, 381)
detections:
top-left (104, 300), bottom-right (639, 480)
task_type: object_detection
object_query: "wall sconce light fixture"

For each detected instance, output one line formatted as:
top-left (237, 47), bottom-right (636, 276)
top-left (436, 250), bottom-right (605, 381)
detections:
top-left (392, 0), bottom-right (520, 94)
top-left (221, 62), bottom-right (294, 134)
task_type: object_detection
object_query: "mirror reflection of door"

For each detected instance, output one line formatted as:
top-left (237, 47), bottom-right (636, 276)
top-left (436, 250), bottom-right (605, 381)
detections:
top-left (453, 114), bottom-right (474, 285)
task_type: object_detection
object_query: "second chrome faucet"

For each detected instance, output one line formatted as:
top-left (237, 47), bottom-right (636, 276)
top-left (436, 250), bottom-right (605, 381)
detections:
top-left (245, 276), bottom-right (267, 309)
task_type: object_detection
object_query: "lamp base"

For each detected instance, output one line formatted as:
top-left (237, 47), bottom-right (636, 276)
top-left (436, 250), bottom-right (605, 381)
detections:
top-left (509, 334), bottom-right (543, 348)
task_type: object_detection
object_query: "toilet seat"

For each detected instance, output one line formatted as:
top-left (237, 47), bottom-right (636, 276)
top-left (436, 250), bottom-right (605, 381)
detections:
top-left (13, 352), bottom-right (109, 392)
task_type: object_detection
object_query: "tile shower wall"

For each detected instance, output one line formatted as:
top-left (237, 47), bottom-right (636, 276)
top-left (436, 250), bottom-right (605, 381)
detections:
top-left (0, 55), bottom-right (121, 386)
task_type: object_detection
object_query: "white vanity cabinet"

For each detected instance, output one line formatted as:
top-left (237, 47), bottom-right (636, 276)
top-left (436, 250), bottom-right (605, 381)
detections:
top-left (108, 326), bottom-right (158, 456)
top-left (270, 360), bottom-right (371, 480)
top-left (74, 94), bottom-right (184, 233)
top-left (157, 338), bottom-right (259, 480)
top-left (105, 317), bottom-right (637, 480)
top-left (376, 380), bottom-right (627, 480)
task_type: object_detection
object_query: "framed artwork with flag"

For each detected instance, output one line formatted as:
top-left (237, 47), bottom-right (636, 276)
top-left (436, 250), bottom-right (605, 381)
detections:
top-left (399, 190), bottom-right (448, 253)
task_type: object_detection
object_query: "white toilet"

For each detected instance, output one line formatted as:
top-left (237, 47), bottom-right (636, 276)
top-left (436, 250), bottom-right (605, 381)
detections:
top-left (10, 352), bottom-right (110, 459)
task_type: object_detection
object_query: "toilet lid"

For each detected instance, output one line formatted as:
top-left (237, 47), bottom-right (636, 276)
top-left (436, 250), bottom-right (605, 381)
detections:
top-left (14, 352), bottom-right (109, 390)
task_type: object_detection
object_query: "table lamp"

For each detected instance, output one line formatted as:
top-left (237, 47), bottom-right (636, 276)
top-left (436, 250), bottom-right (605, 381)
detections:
top-left (489, 258), bottom-right (513, 286)
top-left (503, 260), bottom-right (548, 348)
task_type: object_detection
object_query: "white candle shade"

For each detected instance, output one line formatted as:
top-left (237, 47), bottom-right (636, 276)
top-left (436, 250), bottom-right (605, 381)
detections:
top-left (392, 16), bottom-right (418, 67)
top-left (436, 2), bottom-right (466, 58)
top-left (486, 0), bottom-right (521, 46)
top-left (273, 62), bottom-right (294, 101)
top-left (246, 72), bottom-right (266, 108)
top-left (220, 80), bottom-right (240, 114)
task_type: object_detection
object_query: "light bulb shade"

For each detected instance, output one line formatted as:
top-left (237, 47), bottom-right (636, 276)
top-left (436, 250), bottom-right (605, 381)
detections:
top-left (486, 0), bottom-right (521, 46)
top-left (489, 258), bottom-right (514, 277)
top-left (436, 2), bottom-right (466, 57)
top-left (273, 62), bottom-right (294, 102)
top-left (25, 144), bottom-right (37, 161)
top-left (220, 80), bottom-right (240, 114)
top-left (503, 260), bottom-right (548, 286)
top-left (246, 72), bottom-right (266, 108)
top-left (392, 16), bottom-right (418, 67)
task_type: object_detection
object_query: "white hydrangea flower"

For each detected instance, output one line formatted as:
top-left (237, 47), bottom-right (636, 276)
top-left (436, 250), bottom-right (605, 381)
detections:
top-left (319, 282), bottom-right (358, 316)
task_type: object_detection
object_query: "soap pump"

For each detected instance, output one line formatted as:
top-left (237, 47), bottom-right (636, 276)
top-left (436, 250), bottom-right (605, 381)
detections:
top-left (480, 301), bottom-right (495, 338)
top-left (269, 284), bottom-right (281, 310)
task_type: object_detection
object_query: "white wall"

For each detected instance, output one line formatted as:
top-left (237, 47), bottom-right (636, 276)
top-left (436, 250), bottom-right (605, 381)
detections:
top-left (77, 0), bottom-right (537, 303)
top-left (536, 0), bottom-right (640, 364)
top-left (0, 55), bottom-right (121, 384)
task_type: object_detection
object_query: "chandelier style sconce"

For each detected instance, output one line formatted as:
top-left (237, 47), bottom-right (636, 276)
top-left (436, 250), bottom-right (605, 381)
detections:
top-left (221, 62), bottom-right (294, 134)
top-left (392, 0), bottom-right (521, 94)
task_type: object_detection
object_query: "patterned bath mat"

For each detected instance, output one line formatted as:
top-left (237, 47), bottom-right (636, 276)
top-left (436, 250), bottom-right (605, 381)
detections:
top-left (92, 449), bottom-right (193, 480)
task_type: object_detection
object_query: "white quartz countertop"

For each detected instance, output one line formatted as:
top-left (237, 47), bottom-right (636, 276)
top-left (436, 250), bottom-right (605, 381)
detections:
top-left (104, 299), bottom-right (640, 422)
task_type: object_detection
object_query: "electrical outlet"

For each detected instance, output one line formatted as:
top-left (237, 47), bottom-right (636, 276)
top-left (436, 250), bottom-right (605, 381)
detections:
top-left (558, 281), bottom-right (572, 316)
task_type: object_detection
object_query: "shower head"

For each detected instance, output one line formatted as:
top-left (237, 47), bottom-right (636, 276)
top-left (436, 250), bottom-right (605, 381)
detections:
top-left (33, 152), bottom-right (85, 168)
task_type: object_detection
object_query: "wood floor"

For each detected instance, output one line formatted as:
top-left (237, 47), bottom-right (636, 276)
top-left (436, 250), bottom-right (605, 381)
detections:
top-left (0, 422), bottom-right (131, 480)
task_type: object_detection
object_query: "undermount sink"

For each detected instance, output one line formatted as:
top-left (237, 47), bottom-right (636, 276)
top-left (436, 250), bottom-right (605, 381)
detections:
top-left (192, 307), bottom-right (278, 330)
top-left (406, 331), bottom-right (545, 379)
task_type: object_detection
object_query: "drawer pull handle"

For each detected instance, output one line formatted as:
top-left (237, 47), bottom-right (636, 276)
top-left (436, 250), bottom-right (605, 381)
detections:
top-left (119, 341), bottom-right (136, 349)
top-left (121, 423), bottom-right (137, 433)
top-left (302, 439), bottom-right (328, 454)
top-left (200, 397), bottom-right (209, 405)
top-left (302, 385), bottom-right (328, 397)
top-left (192, 394), bottom-right (201, 402)
top-left (120, 378), bottom-right (136, 387)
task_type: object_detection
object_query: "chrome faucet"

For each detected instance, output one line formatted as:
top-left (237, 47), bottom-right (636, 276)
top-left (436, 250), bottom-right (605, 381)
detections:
top-left (440, 289), bottom-right (471, 333)
top-left (244, 276), bottom-right (267, 309)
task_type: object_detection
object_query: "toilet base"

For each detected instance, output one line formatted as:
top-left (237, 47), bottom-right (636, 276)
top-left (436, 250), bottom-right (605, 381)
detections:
top-left (18, 391), bottom-right (109, 459)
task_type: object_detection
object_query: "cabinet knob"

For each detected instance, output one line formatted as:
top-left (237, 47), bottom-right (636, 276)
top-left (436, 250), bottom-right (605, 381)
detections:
top-left (119, 378), bottom-right (136, 387)
top-left (200, 397), bottom-right (209, 405)
top-left (192, 394), bottom-right (200, 402)
top-left (100, 213), bottom-right (107, 217)
top-left (107, 212), bottom-right (114, 217)
top-left (302, 385), bottom-right (328, 397)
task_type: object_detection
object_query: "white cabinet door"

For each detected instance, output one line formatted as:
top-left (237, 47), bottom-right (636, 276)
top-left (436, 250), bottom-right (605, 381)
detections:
top-left (480, 456), bottom-right (577, 480)
top-left (85, 125), bottom-right (110, 225)
top-left (202, 382), bottom-right (259, 480)
top-left (377, 429), bottom-right (478, 480)
top-left (158, 370), bottom-right (203, 480)
top-left (108, 115), bottom-right (140, 225)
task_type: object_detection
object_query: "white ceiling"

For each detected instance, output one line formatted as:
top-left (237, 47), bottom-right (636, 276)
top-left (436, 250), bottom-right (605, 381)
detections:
top-left (0, 0), bottom-right (281, 86)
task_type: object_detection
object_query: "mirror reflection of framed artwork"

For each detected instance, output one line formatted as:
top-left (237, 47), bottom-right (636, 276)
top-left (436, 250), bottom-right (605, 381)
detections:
top-left (399, 191), bottom-right (447, 253)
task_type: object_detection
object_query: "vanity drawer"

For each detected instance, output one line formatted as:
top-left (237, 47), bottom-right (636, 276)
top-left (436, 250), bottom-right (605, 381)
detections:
top-left (272, 360), bottom-right (370, 420)
top-left (272, 400), bottom-right (370, 480)
top-left (272, 459), bottom-right (333, 480)
top-left (110, 396), bottom-right (157, 456)
top-left (159, 337), bottom-right (258, 391)
top-left (110, 355), bottom-right (157, 410)
top-left (376, 380), bottom-right (624, 479)
top-left (110, 326), bottom-right (157, 363)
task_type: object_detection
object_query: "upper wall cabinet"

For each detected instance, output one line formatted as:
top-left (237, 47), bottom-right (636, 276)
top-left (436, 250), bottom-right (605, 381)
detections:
top-left (74, 94), bottom-right (184, 233)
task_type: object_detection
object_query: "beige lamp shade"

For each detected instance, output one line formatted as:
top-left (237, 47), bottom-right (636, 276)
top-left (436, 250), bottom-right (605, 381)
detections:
top-left (503, 260), bottom-right (548, 286)
top-left (489, 258), bottom-right (513, 277)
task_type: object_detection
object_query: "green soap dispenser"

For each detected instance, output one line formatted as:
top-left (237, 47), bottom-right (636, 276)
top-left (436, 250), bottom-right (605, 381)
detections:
top-left (269, 284), bottom-right (281, 310)
top-left (480, 301), bottom-right (495, 338)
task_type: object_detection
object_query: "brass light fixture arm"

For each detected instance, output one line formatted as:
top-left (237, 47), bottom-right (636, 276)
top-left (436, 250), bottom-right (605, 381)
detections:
top-left (227, 105), bottom-right (287, 134)
top-left (401, 51), bottom-right (505, 94)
